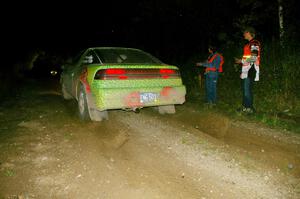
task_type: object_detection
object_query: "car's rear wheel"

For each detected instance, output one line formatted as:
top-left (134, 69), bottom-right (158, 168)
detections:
top-left (62, 84), bottom-right (72, 100)
top-left (158, 105), bottom-right (176, 114)
top-left (78, 86), bottom-right (91, 121)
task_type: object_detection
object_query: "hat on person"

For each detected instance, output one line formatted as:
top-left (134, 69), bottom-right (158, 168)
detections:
top-left (243, 26), bottom-right (256, 37)
top-left (208, 45), bottom-right (217, 53)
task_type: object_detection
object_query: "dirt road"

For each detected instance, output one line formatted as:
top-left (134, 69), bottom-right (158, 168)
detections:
top-left (0, 80), bottom-right (299, 199)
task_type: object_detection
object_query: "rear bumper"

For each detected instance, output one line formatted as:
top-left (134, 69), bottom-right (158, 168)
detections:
top-left (92, 86), bottom-right (186, 110)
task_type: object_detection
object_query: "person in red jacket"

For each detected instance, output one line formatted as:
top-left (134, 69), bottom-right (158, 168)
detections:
top-left (235, 27), bottom-right (261, 113)
top-left (196, 45), bottom-right (224, 106)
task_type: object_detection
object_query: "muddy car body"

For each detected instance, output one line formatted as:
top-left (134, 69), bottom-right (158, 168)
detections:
top-left (60, 47), bottom-right (186, 121)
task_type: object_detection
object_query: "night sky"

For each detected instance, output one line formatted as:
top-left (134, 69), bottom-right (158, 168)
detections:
top-left (2, 0), bottom-right (299, 65)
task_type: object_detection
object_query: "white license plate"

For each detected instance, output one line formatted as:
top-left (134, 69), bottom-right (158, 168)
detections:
top-left (140, 92), bottom-right (159, 103)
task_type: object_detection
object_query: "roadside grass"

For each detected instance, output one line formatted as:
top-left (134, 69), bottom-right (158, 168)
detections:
top-left (185, 91), bottom-right (300, 134)
top-left (3, 169), bottom-right (15, 177)
top-left (64, 132), bottom-right (73, 140)
top-left (179, 40), bottom-right (300, 134)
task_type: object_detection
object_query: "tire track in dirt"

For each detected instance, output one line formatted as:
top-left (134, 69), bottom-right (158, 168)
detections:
top-left (1, 80), bottom-right (299, 198)
top-left (1, 113), bottom-right (205, 198)
top-left (112, 110), bottom-right (298, 198)
top-left (53, 117), bottom-right (209, 199)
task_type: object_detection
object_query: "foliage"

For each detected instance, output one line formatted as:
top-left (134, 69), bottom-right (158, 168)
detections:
top-left (179, 38), bottom-right (300, 132)
top-left (3, 169), bottom-right (15, 177)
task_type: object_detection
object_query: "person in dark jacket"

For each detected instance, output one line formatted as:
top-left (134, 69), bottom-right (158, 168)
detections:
top-left (196, 45), bottom-right (224, 106)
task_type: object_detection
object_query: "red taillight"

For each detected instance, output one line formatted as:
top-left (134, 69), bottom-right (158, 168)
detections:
top-left (95, 68), bottom-right (127, 80)
top-left (118, 75), bottom-right (128, 79)
top-left (105, 69), bottom-right (127, 79)
top-left (105, 69), bottom-right (126, 75)
top-left (95, 68), bottom-right (179, 80)
top-left (160, 69), bottom-right (175, 74)
top-left (160, 69), bottom-right (175, 79)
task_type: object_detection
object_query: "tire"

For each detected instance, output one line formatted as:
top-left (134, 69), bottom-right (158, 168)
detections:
top-left (158, 105), bottom-right (176, 114)
top-left (61, 84), bottom-right (73, 100)
top-left (78, 86), bottom-right (91, 121)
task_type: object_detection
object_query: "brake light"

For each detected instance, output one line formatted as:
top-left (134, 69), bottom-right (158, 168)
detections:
top-left (95, 68), bottom-right (127, 80)
top-left (160, 69), bottom-right (175, 74)
top-left (105, 69), bottom-right (127, 79)
top-left (105, 69), bottom-right (126, 75)
top-left (94, 68), bottom-right (179, 80)
top-left (160, 69), bottom-right (175, 79)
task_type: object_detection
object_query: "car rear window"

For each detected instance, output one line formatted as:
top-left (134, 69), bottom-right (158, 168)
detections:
top-left (94, 49), bottom-right (162, 65)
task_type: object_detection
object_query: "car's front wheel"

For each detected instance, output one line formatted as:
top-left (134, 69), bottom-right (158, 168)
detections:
top-left (61, 83), bottom-right (73, 100)
top-left (78, 86), bottom-right (91, 121)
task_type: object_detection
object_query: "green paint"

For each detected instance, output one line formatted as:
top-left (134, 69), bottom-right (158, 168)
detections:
top-left (62, 47), bottom-right (186, 112)
top-left (86, 64), bottom-right (186, 110)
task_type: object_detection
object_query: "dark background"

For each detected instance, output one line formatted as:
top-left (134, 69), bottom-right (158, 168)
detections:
top-left (4, 0), bottom-right (298, 62)
top-left (1, 0), bottom-right (300, 116)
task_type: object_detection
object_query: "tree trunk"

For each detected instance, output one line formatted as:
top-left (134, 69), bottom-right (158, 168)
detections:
top-left (278, 0), bottom-right (284, 47)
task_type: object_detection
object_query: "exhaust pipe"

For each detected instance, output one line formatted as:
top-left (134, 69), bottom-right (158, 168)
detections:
top-left (133, 107), bottom-right (141, 113)
top-left (122, 107), bottom-right (141, 113)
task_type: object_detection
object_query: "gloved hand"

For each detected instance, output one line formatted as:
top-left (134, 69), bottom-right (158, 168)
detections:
top-left (196, 62), bottom-right (204, 67)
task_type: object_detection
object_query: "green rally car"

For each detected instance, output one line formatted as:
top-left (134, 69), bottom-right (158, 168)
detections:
top-left (60, 47), bottom-right (186, 121)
